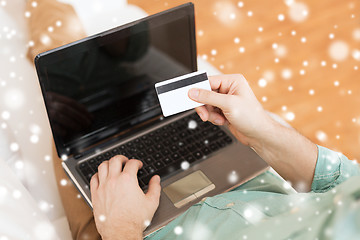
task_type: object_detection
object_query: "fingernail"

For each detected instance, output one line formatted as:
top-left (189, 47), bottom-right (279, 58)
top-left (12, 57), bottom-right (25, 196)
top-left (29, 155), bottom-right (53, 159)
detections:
top-left (189, 89), bottom-right (199, 99)
top-left (214, 119), bottom-right (222, 125)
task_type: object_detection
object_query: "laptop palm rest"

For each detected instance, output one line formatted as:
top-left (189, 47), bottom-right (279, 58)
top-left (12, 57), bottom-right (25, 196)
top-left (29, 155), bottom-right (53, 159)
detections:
top-left (163, 170), bottom-right (215, 208)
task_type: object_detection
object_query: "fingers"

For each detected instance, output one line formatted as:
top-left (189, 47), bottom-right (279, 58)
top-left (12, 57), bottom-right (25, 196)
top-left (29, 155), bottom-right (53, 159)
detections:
top-left (146, 175), bottom-right (161, 203)
top-left (108, 155), bottom-right (128, 177)
top-left (98, 160), bottom-right (109, 183)
top-left (189, 88), bottom-right (230, 110)
top-left (123, 159), bottom-right (143, 176)
top-left (208, 74), bottom-right (245, 95)
top-left (195, 106), bottom-right (208, 121)
top-left (90, 173), bottom-right (99, 195)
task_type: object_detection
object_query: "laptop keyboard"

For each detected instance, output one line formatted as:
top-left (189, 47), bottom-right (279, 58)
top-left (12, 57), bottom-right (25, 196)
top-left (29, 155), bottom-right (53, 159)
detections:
top-left (78, 112), bottom-right (233, 189)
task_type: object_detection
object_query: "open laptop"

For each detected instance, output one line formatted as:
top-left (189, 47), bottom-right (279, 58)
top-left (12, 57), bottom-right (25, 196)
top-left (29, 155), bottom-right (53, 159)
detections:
top-left (34, 3), bottom-right (268, 236)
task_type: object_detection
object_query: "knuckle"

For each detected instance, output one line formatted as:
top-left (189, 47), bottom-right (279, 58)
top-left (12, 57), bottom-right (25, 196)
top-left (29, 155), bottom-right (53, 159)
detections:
top-left (98, 161), bottom-right (108, 171)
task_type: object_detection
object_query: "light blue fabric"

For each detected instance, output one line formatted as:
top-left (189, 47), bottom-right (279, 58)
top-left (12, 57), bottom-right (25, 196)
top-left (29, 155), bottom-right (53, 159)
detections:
top-left (146, 145), bottom-right (360, 239)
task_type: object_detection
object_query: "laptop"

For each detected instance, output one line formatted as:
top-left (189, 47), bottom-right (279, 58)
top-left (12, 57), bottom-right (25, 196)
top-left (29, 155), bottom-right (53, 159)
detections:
top-left (34, 3), bottom-right (268, 236)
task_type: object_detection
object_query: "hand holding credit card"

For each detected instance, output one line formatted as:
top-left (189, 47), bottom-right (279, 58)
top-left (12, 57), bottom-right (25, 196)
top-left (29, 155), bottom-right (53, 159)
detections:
top-left (155, 71), bottom-right (211, 117)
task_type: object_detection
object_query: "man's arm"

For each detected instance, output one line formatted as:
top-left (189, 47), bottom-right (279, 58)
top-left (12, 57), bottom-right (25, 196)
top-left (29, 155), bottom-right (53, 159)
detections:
top-left (188, 74), bottom-right (317, 191)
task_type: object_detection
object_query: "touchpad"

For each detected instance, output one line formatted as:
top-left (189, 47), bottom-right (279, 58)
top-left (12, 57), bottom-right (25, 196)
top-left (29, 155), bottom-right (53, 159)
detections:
top-left (163, 170), bottom-right (215, 208)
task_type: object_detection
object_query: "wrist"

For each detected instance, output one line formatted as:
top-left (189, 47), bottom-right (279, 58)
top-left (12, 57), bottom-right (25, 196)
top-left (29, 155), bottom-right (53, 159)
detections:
top-left (101, 222), bottom-right (143, 240)
top-left (245, 115), bottom-right (280, 151)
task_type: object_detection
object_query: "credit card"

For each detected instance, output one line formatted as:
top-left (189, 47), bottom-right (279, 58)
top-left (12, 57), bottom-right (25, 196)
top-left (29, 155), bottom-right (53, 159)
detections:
top-left (155, 71), bottom-right (211, 117)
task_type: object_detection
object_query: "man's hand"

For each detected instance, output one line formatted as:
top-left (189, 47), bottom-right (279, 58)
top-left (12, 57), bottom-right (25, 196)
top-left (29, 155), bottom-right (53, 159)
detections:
top-left (188, 74), bottom-right (273, 146)
top-left (90, 155), bottom-right (161, 240)
top-left (189, 74), bottom-right (317, 191)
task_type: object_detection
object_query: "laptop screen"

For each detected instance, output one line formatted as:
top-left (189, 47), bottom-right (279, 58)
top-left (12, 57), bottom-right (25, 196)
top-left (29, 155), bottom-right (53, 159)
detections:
top-left (35, 3), bottom-right (197, 157)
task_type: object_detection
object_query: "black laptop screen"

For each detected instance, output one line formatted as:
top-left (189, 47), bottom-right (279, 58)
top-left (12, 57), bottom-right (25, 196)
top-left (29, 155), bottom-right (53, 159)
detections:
top-left (35, 4), bottom-right (196, 157)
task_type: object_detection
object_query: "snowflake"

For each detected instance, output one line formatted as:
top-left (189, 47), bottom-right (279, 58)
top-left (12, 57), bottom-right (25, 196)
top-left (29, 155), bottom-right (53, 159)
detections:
top-left (228, 171), bottom-right (238, 183)
top-left (285, 112), bottom-right (295, 121)
top-left (144, 220), bottom-right (151, 227)
top-left (10, 142), bottom-right (19, 152)
top-left (181, 161), bottom-right (190, 170)
top-left (30, 124), bottom-right (41, 134)
top-left (353, 28), bottom-right (360, 41)
top-left (329, 33), bottom-right (335, 39)
top-left (99, 215), bottom-right (106, 222)
top-left (31, 1), bottom-right (38, 8)
top-left (55, 20), bottom-right (62, 27)
top-left (263, 70), bottom-right (275, 82)
top-left (274, 44), bottom-right (287, 57)
top-left (239, 46), bottom-right (245, 53)
top-left (14, 161), bottom-right (24, 169)
top-left (38, 200), bottom-right (50, 212)
top-left (44, 155), bottom-right (51, 162)
top-left (316, 130), bottom-right (328, 142)
top-left (258, 78), bottom-right (267, 88)
top-left (352, 49), bottom-right (360, 61)
top-left (328, 41), bottom-right (349, 61)
top-left (278, 14), bottom-right (285, 21)
top-left (283, 181), bottom-right (292, 189)
top-left (309, 89), bottom-right (315, 95)
top-left (211, 49), bottom-right (217, 55)
top-left (281, 68), bottom-right (292, 80)
top-left (30, 134), bottom-right (39, 144)
top-left (12, 189), bottom-right (22, 199)
top-left (188, 120), bottom-right (197, 129)
top-left (288, 2), bottom-right (309, 22)
top-left (40, 34), bottom-right (51, 45)
top-left (174, 226), bottom-right (183, 235)
top-left (24, 11), bottom-right (31, 18)
top-left (60, 179), bottom-right (67, 186)
top-left (234, 37), bottom-right (240, 44)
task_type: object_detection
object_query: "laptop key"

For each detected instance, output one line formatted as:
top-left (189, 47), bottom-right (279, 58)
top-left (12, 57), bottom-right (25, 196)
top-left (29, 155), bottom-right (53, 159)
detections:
top-left (193, 151), bottom-right (203, 160)
top-left (104, 152), bottom-right (112, 159)
top-left (144, 165), bottom-right (156, 174)
top-left (201, 147), bottom-right (211, 155)
top-left (144, 157), bottom-right (153, 165)
top-left (146, 147), bottom-right (155, 154)
top-left (142, 161), bottom-right (182, 186)
top-left (163, 157), bottom-right (172, 164)
top-left (137, 169), bottom-right (147, 178)
top-left (161, 148), bottom-right (170, 156)
top-left (154, 161), bottom-right (165, 170)
top-left (185, 155), bottom-right (196, 163)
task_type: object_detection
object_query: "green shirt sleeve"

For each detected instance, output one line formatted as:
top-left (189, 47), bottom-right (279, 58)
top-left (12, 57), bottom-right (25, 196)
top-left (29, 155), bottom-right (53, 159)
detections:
top-left (311, 145), bottom-right (360, 193)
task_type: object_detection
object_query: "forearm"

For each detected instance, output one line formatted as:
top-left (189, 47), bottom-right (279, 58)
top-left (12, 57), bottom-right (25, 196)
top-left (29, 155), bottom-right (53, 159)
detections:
top-left (102, 228), bottom-right (142, 240)
top-left (249, 118), bottom-right (318, 191)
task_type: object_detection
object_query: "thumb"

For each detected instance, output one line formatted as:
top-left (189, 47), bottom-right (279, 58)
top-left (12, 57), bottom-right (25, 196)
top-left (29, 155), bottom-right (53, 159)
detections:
top-left (188, 88), bottom-right (229, 110)
top-left (146, 175), bottom-right (161, 203)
